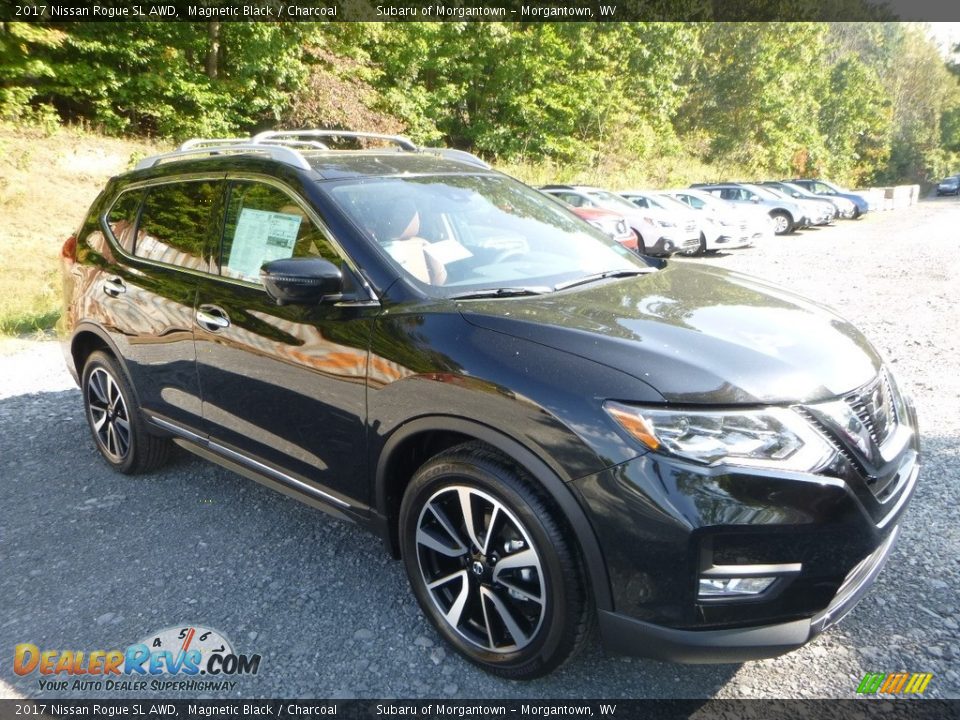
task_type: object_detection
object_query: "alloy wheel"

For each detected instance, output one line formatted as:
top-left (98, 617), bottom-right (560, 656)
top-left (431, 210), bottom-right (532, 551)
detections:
top-left (415, 485), bottom-right (546, 653)
top-left (773, 214), bottom-right (790, 234)
top-left (86, 367), bottom-right (131, 462)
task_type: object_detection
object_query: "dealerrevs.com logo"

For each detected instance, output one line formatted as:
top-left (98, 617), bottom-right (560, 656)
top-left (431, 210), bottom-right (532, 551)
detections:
top-left (13, 625), bottom-right (261, 693)
top-left (856, 672), bottom-right (934, 695)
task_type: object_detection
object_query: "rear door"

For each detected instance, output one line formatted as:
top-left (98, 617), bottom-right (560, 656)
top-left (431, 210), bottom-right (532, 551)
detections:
top-left (94, 177), bottom-right (224, 435)
top-left (192, 177), bottom-right (377, 507)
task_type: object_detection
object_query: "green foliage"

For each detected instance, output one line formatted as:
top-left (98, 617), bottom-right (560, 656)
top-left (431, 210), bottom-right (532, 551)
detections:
top-left (818, 57), bottom-right (892, 184)
top-left (1, 20), bottom-right (957, 183)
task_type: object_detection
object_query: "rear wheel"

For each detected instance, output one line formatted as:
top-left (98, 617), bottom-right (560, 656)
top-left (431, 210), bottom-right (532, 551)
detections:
top-left (82, 351), bottom-right (171, 474)
top-left (399, 443), bottom-right (591, 679)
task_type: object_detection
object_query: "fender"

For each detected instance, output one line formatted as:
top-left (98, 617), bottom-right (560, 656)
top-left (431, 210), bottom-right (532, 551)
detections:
top-left (68, 322), bottom-right (154, 431)
top-left (374, 415), bottom-right (613, 612)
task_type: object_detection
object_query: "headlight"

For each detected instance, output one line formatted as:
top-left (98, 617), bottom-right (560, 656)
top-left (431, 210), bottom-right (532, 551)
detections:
top-left (603, 402), bottom-right (833, 472)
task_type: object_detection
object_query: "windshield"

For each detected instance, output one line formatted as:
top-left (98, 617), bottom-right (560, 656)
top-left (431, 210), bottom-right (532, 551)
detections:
top-left (588, 190), bottom-right (642, 213)
top-left (652, 193), bottom-right (695, 213)
top-left (325, 174), bottom-right (650, 297)
top-left (743, 184), bottom-right (780, 201)
top-left (779, 182), bottom-right (808, 197)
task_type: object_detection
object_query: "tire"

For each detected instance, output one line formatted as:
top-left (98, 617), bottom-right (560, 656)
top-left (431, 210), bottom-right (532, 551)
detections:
top-left (697, 232), bottom-right (708, 255)
top-left (634, 230), bottom-right (647, 255)
top-left (852, 207), bottom-right (862, 219)
top-left (399, 442), bottom-right (592, 679)
top-left (770, 211), bottom-right (793, 235)
top-left (81, 350), bottom-right (171, 474)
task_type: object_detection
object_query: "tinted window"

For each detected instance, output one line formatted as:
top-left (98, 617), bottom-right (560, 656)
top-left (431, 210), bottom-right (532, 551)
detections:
top-left (220, 181), bottom-right (338, 283)
top-left (136, 181), bottom-right (220, 272)
top-left (106, 190), bottom-right (143, 253)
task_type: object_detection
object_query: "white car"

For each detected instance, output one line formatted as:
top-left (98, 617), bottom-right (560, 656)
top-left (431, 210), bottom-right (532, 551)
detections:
top-left (540, 185), bottom-right (700, 256)
top-left (663, 188), bottom-right (771, 250)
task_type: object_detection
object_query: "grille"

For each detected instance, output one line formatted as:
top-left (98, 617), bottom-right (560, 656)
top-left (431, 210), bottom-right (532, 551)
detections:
top-left (844, 373), bottom-right (897, 447)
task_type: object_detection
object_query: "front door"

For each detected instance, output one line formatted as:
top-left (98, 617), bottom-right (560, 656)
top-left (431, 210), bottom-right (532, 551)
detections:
top-left (193, 178), bottom-right (376, 506)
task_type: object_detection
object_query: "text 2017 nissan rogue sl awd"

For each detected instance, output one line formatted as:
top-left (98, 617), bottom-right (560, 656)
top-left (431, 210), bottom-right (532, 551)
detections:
top-left (60, 131), bottom-right (919, 679)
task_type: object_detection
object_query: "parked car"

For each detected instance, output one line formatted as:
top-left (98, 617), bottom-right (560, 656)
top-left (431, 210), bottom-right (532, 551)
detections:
top-left (762, 185), bottom-right (834, 227)
top-left (761, 180), bottom-right (856, 219)
top-left (788, 179), bottom-right (871, 218)
top-left (539, 193), bottom-right (638, 253)
top-left (691, 183), bottom-right (807, 235)
top-left (666, 188), bottom-right (773, 248)
top-left (540, 185), bottom-right (699, 256)
top-left (61, 130), bottom-right (918, 679)
top-left (936, 176), bottom-right (959, 196)
top-left (618, 189), bottom-right (747, 254)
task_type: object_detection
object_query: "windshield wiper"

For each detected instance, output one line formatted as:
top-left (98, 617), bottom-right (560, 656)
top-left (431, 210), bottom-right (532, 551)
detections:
top-left (447, 286), bottom-right (552, 300)
top-left (553, 268), bottom-right (655, 292)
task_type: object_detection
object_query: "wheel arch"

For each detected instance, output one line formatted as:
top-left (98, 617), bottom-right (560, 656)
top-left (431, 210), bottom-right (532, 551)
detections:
top-left (71, 323), bottom-right (122, 378)
top-left (374, 416), bottom-right (613, 612)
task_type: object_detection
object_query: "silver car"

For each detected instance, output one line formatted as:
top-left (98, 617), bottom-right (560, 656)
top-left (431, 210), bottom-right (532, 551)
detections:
top-left (692, 183), bottom-right (807, 235)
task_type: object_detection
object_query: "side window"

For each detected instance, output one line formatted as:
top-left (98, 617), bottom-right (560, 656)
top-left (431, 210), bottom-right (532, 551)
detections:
top-left (686, 196), bottom-right (705, 209)
top-left (136, 181), bottom-right (220, 273)
top-left (557, 192), bottom-right (583, 207)
top-left (106, 190), bottom-right (143, 253)
top-left (632, 197), bottom-right (649, 208)
top-left (220, 181), bottom-right (339, 283)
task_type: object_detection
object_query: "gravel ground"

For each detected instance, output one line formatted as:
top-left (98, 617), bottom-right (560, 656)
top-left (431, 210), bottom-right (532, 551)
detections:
top-left (1, 197), bottom-right (958, 700)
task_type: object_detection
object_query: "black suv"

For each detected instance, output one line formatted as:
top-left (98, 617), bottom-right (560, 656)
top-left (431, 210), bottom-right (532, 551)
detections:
top-left (61, 130), bottom-right (919, 679)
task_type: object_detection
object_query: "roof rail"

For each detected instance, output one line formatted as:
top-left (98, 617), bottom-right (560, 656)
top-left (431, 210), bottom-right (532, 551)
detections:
top-left (179, 138), bottom-right (249, 150)
top-left (423, 147), bottom-right (491, 170)
top-left (253, 129), bottom-right (419, 152)
top-left (134, 144), bottom-right (312, 171)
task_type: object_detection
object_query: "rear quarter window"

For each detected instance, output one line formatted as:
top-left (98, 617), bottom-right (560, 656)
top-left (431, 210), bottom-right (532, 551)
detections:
top-left (105, 190), bottom-right (143, 253)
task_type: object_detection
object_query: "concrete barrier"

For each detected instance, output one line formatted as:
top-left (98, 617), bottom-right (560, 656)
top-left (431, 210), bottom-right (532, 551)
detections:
top-left (852, 185), bottom-right (919, 211)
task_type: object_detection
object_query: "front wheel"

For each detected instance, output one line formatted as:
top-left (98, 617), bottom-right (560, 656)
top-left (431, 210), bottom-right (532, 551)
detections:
top-left (399, 443), bottom-right (591, 679)
top-left (634, 230), bottom-right (647, 255)
top-left (770, 211), bottom-right (793, 235)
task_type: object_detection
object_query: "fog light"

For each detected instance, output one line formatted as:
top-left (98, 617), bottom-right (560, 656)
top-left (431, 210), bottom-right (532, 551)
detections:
top-left (698, 576), bottom-right (776, 599)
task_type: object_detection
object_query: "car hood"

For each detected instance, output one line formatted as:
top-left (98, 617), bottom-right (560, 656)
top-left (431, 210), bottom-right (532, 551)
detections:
top-left (458, 263), bottom-right (881, 405)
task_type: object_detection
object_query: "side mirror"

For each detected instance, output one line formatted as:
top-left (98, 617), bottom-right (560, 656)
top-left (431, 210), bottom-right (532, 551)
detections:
top-left (260, 257), bottom-right (343, 306)
top-left (751, 196), bottom-right (760, 203)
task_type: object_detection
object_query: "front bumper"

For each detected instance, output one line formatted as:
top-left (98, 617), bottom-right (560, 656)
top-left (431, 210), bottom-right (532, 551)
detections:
top-left (573, 391), bottom-right (919, 661)
top-left (597, 523), bottom-right (900, 662)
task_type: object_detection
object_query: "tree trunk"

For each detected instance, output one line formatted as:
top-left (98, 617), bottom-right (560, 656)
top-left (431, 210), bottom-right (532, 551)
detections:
top-left (206, 21), bottom-right (220, 79)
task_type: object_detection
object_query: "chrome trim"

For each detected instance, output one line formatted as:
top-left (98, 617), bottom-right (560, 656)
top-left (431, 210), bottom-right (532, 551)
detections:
top-left (149, 415), bottom-right (205, 444)
top-left (811, 525), bottom-right (900, 633)
top-left (208, 441), bottom-right (351, 508)
top-left (147, 415), bottom-right (351, 509)
top-left (701, 563), bottom-right (802, 578)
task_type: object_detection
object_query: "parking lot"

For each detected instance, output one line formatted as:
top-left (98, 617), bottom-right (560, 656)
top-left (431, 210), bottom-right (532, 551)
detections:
top-left (1, 196), bottom-right (958, 700)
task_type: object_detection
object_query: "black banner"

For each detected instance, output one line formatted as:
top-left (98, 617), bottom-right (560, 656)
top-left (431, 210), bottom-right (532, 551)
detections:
top-left (4, 0), bottom-right (960, 23)
top-left (1, 700), bottom-right (959, 720)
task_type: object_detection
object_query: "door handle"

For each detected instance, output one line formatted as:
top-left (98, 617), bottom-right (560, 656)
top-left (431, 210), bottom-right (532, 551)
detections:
top-left (102, 278), bottom-right (126, 297)
top-left (196, 306), bottom-right (231, 332)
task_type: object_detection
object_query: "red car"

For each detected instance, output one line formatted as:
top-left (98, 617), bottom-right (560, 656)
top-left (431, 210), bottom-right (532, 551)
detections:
top-left (568, 206), bottom-right (639, 253)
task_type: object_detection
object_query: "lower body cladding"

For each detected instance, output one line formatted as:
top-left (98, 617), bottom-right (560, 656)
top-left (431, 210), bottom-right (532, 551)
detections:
top-left (571, 444), bottom-right (918, 663)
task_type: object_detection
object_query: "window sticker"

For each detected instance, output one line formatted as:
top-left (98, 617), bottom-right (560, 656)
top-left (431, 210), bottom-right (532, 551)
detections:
top-left (227, 208), bottom-right (302, 280)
